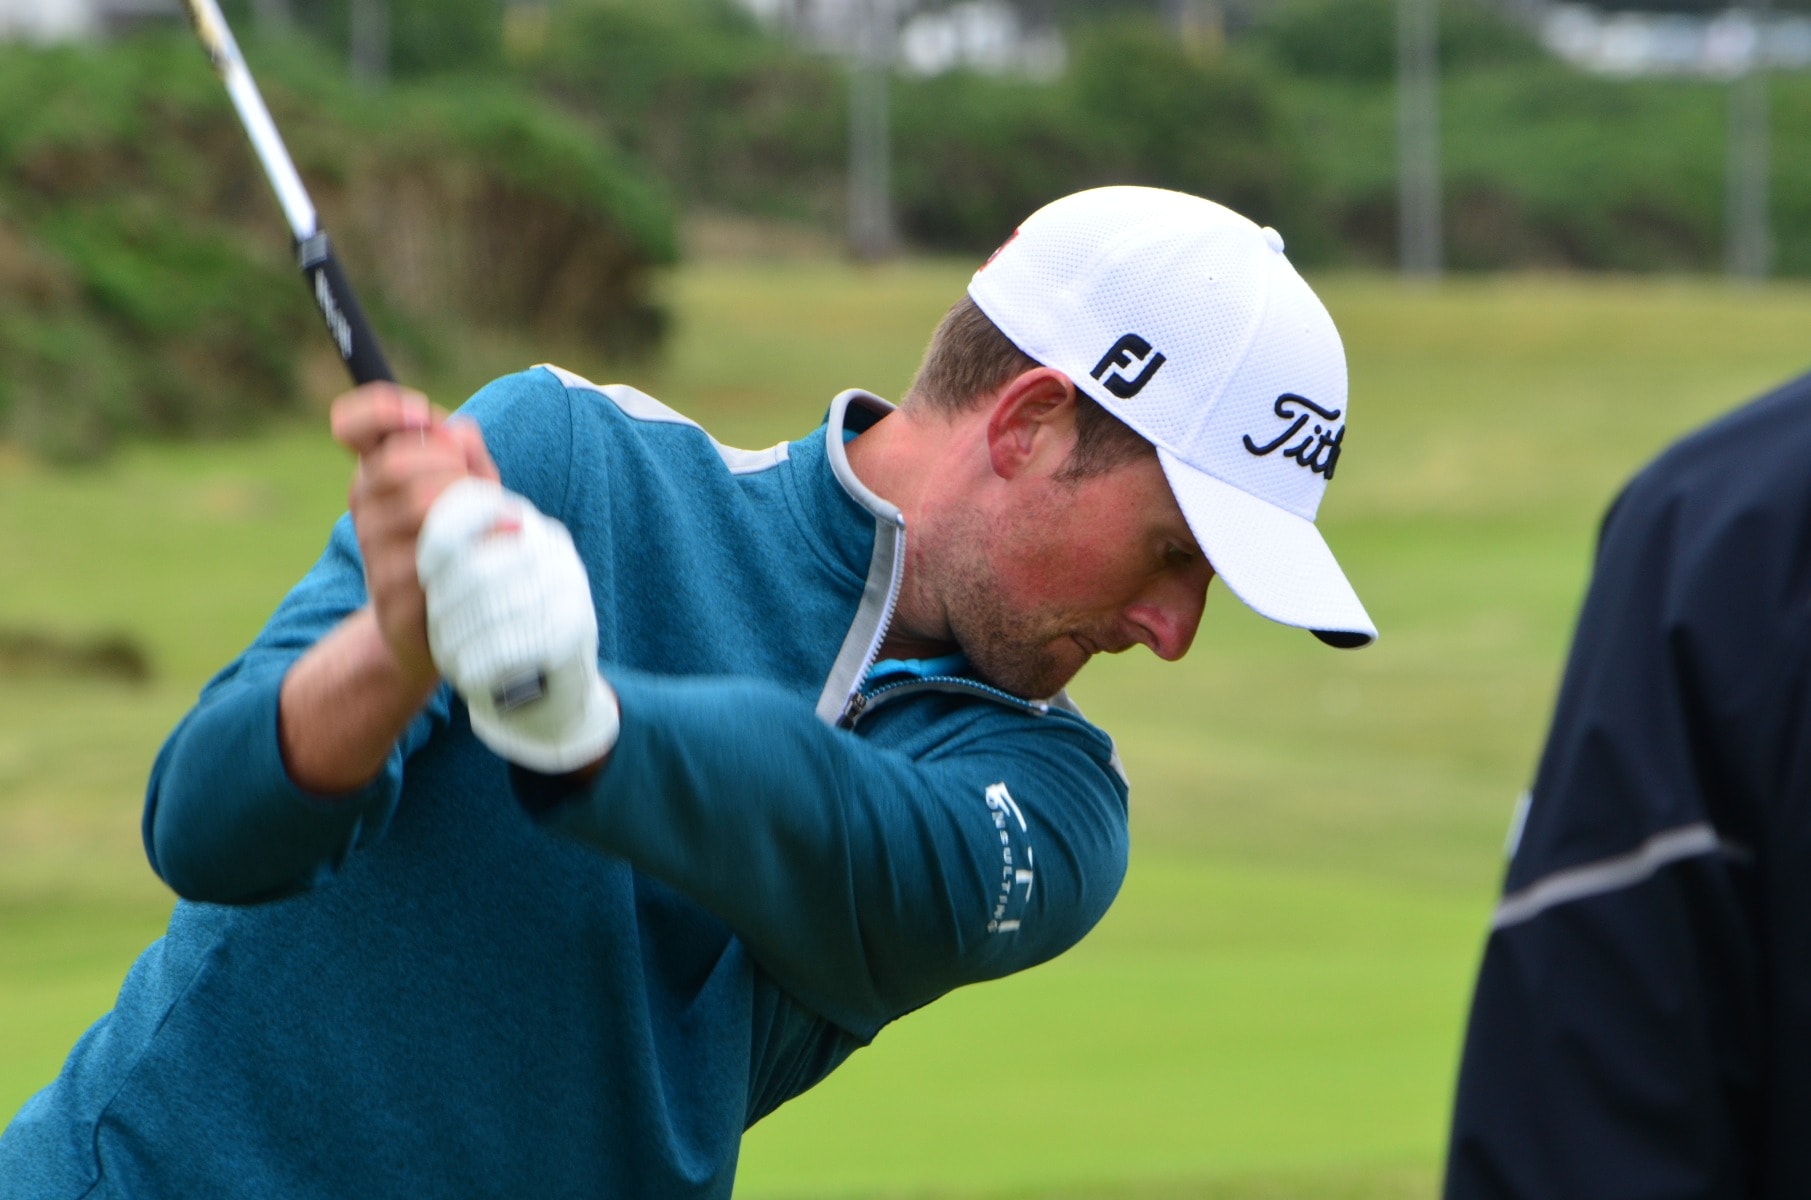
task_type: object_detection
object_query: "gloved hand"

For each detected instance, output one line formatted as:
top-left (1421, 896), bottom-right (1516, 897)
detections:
top-left (415, 477), bottom-right (619, 775)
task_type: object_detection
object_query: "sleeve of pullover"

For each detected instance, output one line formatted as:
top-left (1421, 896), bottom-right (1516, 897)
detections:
top-left (141, 513), bottom-right (444, 902)
top-left (534, 668), bottom-right (1131, 1040)
top-left (142, 369), bottom-right (577, 902)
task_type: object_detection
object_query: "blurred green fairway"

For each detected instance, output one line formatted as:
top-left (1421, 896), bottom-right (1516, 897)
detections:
top-left (2, 262), bottom-right (1808, 1198)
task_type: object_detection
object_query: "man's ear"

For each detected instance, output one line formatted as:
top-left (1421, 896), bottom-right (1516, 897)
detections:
top-left (984, 368), bottom-right (1078, 480)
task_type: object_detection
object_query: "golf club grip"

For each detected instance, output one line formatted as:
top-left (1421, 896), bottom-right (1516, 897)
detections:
top-left (298, 232), bottom-right (394, 386)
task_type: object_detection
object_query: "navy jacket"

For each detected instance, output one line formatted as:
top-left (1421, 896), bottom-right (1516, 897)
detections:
top-left (1445, 370), bottom-right (1811, 1197)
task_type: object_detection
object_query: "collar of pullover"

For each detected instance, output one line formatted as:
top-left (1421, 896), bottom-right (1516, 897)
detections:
top-left (791, 389), bottom-right (913, 725)
top-left (789, 389), bottom-right (904, 584)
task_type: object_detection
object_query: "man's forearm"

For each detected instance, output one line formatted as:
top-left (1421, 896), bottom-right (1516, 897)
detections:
top-left (528, 669), bottom-right (1128, 1037)
top-left (279, 607), bottom-right (441, 794)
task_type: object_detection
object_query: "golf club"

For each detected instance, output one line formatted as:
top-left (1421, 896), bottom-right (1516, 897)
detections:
top-left (179, 0), bottom-right (394, 386)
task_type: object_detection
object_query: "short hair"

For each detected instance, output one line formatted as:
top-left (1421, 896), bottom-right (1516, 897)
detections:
top-left (904, 295), bottom-right (1153, 481)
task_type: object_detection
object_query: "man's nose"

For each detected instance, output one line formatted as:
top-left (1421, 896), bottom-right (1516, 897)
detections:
top-left (1126, 563), bottom-right (1213, 661)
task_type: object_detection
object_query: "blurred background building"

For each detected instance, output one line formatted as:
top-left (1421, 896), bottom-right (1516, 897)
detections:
top-left (1544, 2), bottom-right (1811, 74)
top-left (0, 0), bottom-right (177, 40)
top-left (9, 0), bottom-right (1811, 78)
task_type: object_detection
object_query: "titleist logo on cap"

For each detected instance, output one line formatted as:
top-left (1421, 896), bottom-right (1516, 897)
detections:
top-left (1243, 394), bottom-right (1344, 479)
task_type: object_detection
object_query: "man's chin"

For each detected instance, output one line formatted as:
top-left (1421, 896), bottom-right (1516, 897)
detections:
top-left (964, 648), bottom-right (1087, 701)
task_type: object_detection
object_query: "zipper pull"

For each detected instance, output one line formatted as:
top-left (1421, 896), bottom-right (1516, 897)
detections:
top-left (837, 689), bottom-right (871, 730)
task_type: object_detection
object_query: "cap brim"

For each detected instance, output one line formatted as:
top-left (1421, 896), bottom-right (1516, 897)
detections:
top-left (1158, 447), bottom-right (1376, 648)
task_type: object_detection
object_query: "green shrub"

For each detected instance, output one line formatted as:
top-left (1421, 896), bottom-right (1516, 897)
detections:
top-left (528, 0), bottom-right (846, 225)
top-left (873, 19), bottom-right (1329, 258)
top-left (0, 34), bottom-right (674, 461)
top-left (1062, 20), bottom-right (1328, 258)
top-left (1256, 0), bottom-right (1545, 84)
top-left (890, 71), bottom-right (1096, 252)
top-left (1280, 56), bottom-right (1760, 272)
top-left (223, 0), bottom-right (509, 77)
top-left (519, 3), bottom-right (1325, 256)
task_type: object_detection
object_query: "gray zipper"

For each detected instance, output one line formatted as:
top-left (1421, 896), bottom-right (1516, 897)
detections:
top-left (842, 676), bottom-right (1052, 731)
top-left (814, 389), bottom-right (909, 726)
top-left (831, 535), bottom-right (906, 726)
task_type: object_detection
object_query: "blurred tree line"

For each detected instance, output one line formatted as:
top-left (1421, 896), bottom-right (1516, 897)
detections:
top-left (6, 0), bottom-right (1811, 457)
top-left (223, 0), bottom-right (1811, 273)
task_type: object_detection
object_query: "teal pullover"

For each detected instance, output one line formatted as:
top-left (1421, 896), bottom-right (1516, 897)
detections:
top-left (0, 367), bottom-right (1130, 1198)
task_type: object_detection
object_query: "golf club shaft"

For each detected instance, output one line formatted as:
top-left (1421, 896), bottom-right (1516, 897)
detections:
top-left (180, 0), bottom-right (394, 386)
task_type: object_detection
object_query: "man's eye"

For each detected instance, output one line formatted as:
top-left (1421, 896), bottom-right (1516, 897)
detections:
top-left (1163, 545), bottom-right (1193, 568)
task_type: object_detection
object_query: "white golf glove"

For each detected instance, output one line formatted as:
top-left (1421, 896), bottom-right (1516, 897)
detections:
top-left (416, 477), bottom-right (620, 775)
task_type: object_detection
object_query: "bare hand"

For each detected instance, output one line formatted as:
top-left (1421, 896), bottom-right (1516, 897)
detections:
top-left (330, 384), bottom-right (499, 686)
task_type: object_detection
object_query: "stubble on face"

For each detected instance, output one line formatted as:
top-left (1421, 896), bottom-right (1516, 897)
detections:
top-left (933, 497), bottom-right (1100, 700)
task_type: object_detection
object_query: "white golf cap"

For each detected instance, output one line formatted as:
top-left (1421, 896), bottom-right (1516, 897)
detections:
top-left (967, 185), bottom-right (1376, 648)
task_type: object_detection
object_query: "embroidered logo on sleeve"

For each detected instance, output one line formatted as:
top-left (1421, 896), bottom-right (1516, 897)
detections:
top-left (983, 782), bottom-right (1036, 934)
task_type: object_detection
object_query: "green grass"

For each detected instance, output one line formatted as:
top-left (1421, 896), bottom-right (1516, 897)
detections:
top-left (2, 262), bottom-right (1808, 1197)
top-left (736, 858), bottom-right (1472, 1199)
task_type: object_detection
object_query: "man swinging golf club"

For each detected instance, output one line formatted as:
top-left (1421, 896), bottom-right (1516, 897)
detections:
top-left (1, 186), bottom-right (1373, 1198)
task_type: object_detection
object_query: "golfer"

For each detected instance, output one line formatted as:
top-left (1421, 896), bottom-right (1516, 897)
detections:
top-left (2, 186), bottom-right (1373, 1198)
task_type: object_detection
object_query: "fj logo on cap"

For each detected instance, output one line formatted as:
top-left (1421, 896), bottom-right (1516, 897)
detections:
top-left (1243, 393), bottom-right (1344, 479)
top-left (1091, 334), bottom-right (1167, 399)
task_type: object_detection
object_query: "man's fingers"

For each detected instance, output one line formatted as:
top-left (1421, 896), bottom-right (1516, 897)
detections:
top-left (356, 425), bottom-right (470, 498)
top-left (447, 417), bottom-right (502, 484)
top-left (331, 383), bottom-right (435, 457)
top-left (349, 432), bottom-right (484, 594)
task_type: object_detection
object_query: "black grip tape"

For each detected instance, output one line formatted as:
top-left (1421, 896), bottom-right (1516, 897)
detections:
top-left (296, 232), bottom-right (394, 385)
